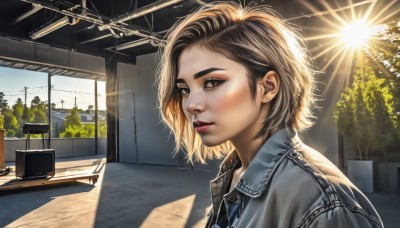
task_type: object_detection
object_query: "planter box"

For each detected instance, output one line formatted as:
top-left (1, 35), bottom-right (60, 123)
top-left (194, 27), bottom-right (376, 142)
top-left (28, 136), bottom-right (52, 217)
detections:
top-left (348, 160), bottom-right (375, 193)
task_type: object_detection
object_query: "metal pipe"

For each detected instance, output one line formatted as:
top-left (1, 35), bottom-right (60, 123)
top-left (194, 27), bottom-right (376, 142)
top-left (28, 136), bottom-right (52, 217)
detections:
top-left (30, 16), bottom-right (77, 40)
top-left (112, 0), bottom-right (182, 24)
top-left (22, 0), bottom-right (162, 42)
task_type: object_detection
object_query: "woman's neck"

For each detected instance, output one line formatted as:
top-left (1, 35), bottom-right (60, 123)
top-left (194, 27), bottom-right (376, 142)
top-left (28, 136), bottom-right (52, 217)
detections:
top-left (230, 132), bottom-right (265, 169)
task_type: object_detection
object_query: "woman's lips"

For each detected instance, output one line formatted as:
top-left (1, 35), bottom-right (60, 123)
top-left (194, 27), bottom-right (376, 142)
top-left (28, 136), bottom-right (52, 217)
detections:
top-left (193, 121), bottom-right (213, 134)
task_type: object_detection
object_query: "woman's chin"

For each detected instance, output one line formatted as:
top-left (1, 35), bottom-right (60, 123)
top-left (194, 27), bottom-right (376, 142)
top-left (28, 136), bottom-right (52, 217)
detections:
top-left (200, 137), bottom-right (226, 147)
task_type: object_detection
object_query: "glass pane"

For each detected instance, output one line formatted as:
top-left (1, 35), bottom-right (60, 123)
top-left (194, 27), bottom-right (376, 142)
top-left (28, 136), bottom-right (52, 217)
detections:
top-left (97, 81), bottom-right (107, 138)
top-left (0, 66), bottom-right (48, 138)
top-left (52, 76), bottom-right (102, 139)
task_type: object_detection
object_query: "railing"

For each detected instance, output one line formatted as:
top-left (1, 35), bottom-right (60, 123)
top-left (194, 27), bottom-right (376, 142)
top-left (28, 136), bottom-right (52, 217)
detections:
top-left (4, 138), bottom-right (107, 162)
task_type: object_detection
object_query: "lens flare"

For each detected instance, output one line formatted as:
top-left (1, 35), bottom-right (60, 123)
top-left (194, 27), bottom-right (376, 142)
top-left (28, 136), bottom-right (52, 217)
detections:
top-left (340, 20), bottom-right (371, 48)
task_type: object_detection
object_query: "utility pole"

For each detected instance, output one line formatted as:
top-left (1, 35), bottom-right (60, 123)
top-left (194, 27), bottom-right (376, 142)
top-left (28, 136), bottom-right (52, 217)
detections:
top-left (61, 100), bottom-right (64, 109)
top-left (74, 96), bottom-right (77, 108)
top-left (23, 86), bottom-right (28, 107)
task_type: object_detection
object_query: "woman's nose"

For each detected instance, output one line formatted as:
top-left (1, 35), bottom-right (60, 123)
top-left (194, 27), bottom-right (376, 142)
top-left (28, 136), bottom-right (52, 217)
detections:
top-left (185, 91), bottom-right (205, 114)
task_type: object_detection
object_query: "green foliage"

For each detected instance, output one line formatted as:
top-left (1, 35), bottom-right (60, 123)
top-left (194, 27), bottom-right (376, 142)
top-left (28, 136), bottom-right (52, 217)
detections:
top-left (334, 56), bottom-right (397, 160)
top-left (98, 121), bottom-right (107, 137)
top-left (0, 113), bottom-right (4, 129)
top-left (3, 109), bottom-right (19, 137)
top-left (0, 92), bottom-right (8, 112)
top-left (22, 107), bottom-right (33, 122)
top-left (60, 121), bottom-right (107, 138)
top-left (64, 107), bottom-right (81, 128)
top-left (0, 93), bottom-right (107, 139)
top-left (369, 18), bottom-right (400, 127)
top-left (60, 124), bottom-right (92, 138)
top-left (12, 98), bottom-right (24, 122)
top-left (31, 96), bottom-right (41, 107)
top-left (30, 96), bottom-right (48, 123)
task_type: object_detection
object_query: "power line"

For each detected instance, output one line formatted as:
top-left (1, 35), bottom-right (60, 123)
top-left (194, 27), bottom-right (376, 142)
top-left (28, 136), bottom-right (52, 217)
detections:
top-left (52, 88), bottom-right (96, 95)
top-left (6, 92), bottom-right (48, 97)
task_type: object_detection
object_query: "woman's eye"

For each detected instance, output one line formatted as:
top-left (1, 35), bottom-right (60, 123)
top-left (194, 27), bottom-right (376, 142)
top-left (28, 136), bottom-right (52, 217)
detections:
top-left (176, 87), bottom-right (190, 95)
top-left (204, 79), bottom-right (224, 89)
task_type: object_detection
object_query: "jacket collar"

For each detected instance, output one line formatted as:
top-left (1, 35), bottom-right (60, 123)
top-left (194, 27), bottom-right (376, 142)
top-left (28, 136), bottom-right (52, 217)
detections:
top-left (225, 128), bottom-right (301, 198)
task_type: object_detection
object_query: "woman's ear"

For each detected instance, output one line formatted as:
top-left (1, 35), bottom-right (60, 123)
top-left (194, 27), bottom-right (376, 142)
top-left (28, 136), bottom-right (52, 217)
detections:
top-left (258, 71), bottom-right (279, 103)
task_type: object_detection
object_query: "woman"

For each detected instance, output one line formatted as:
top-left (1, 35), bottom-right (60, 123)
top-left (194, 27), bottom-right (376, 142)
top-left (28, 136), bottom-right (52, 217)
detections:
top-left (157, 2), bottom-right (383, 228)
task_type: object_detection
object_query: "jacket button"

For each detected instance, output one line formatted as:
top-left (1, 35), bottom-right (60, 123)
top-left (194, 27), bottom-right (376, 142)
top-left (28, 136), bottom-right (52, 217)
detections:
top-left (227, 194), bottom-right (238, 203)
top-left (291, 151), bottom-right (299, 157)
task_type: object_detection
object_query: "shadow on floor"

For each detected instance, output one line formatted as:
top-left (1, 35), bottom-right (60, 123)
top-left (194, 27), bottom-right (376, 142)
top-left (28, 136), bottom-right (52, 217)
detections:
top-left (0, 182), bottom-right (96, 227)
top-left (93, 163), bottom-right (215, 227)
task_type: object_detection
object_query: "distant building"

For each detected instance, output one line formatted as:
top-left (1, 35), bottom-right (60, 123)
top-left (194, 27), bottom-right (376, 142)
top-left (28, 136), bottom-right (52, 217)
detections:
top-left (51, 111), bottom-right (105, 138)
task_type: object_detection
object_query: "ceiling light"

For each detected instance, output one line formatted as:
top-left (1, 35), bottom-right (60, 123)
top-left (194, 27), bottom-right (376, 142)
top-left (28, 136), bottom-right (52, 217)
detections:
top-left (30, 16), bottom-right (78, 40)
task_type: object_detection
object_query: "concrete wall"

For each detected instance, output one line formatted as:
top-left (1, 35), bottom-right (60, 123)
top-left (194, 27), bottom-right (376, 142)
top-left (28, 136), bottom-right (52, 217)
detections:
top-left (117, 54), bottom-right (178, 166)
top-left (4, 138), bottom-right (106, 162)
top-left (117, 62), bottom-right (138, 163)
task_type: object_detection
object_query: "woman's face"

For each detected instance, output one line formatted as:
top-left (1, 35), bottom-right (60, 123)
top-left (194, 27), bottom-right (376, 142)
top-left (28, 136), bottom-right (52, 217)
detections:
top-left (176, 44), bottom-right (266, 147)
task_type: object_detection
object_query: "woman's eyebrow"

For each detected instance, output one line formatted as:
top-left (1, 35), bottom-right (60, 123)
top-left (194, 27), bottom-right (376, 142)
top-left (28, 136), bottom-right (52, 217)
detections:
top-left (194, 67), bottom-right (225, 79)
top-left (176, 67), bottom-right (226, 84)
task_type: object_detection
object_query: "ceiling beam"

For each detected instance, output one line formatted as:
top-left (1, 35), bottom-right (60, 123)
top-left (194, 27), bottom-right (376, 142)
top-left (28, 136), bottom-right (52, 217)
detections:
top-left (13, 3), bottom-right (43, 24)
top-left (21, 0), bottom-right (163, 42)
top-left (98, 0), bottom-right (183, 31)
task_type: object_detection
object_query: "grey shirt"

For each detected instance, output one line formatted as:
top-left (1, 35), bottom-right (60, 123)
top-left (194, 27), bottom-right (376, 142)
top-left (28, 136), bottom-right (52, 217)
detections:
top-left (206, 128), bottom-right (383, 228)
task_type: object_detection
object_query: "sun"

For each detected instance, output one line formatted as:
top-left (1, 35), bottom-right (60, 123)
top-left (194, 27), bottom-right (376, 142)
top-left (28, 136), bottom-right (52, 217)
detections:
top-left (340, 20), bottom-right (371, 48)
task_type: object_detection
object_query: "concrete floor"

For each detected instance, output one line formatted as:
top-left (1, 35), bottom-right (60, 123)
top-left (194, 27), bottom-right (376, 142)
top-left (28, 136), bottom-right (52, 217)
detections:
top-left (0, 156), bottom-right (214, 228)
top-left (0, 156), bottom-right (399, 228)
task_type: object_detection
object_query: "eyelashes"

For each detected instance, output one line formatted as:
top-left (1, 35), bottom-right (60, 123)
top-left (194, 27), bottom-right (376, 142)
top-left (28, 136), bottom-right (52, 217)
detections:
top-left (203, 78), bottom-right (224, 89)
top-left (176, 78), bottom-right (225, 96)
top-left (175, 87), bottom-right (190, 95)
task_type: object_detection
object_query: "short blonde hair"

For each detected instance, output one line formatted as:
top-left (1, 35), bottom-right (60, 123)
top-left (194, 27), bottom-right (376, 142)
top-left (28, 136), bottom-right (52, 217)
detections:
top-left (157, 2), bottom-right (316, 163)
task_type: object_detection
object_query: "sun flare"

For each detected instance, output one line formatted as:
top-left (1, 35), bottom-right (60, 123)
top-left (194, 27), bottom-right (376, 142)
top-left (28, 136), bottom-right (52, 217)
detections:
top-left (340, 20), bottom-right (371, 48)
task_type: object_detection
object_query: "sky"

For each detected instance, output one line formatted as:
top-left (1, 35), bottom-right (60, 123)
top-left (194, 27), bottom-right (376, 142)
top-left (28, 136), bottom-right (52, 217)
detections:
top-left (0, 66), bottom-right (106, 110)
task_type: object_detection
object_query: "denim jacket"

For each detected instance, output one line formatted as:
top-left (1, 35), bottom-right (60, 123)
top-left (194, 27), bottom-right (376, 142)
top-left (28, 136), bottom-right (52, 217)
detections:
top-left (206, 128), bottom-right (383, 228)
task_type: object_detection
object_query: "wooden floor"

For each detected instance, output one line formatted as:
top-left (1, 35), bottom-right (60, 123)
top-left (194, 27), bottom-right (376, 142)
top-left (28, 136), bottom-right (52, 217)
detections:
top-left (0, 156), bottom-right (104, 191)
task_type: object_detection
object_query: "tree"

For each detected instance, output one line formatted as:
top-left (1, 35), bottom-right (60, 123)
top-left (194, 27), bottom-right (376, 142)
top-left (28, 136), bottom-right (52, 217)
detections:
top-left (87, 105), bottom-right (94, 114)
top-left (31, 96), bottom-right (41, 107)
top-left (22, 106), bottom-right (34, 123)
top-left (369, 18), bottom-right (400, 127)
top-left (12, 98), bottom-right (24, 122)
top-left (0, 92), bottom-right (8, 112)
top-left (3, 109), bottom-right (19, 137)
top-left (51, 103), bottom-right (56, 110)
top-left (334, 56), bottom-right (396, 160)
top-left (0, 112), bottom-right (4, 129)
top-left (30, 96), bottom-right (47, 123)
top-left (64, 107), bottom-right (81, 128)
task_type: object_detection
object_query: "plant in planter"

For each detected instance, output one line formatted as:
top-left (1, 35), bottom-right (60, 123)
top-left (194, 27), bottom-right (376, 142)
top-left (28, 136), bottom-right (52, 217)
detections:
top-left (334, 56), bottom-right (396, 193)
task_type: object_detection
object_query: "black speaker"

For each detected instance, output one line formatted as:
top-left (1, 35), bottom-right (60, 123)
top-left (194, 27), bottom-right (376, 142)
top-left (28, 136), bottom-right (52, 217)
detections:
top-left (15, 149), bottom-right (55, 179)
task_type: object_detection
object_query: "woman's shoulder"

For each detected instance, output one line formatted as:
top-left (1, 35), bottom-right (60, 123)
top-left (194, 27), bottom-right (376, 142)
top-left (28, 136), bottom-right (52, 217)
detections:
top-left (268, 144), bottom-right (382, 227)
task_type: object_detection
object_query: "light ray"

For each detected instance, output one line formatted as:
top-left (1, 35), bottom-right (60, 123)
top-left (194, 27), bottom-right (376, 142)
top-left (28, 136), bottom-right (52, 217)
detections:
top-left (361, 0), bottom-right (378, 22)
top-left (314, 41), bottom-right (343, 59)
top-left (323, 48), bottom-right (353, 97)
top-left (368, 0), bottom-right (398, 25)
top-left (322, 45), bottom-right (348, 72)
top-left (304, 33), bottom-right (339, 42)
top-left (320, 1), bottom-right (348, 28)
top-left (349, 0), bottom-right (356, 22)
